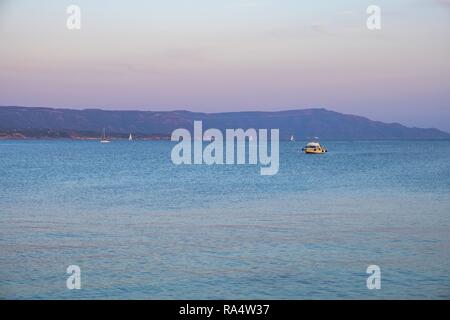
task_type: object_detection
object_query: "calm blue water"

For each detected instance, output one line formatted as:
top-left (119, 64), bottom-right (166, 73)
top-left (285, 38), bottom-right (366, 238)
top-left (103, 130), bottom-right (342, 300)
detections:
top-left (0, 140), bottom-right (449, 299)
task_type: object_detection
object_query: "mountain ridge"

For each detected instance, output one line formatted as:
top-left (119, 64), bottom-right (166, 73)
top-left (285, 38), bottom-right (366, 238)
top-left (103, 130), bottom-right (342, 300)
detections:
top-left (0, 106), bottom-right (449, 140)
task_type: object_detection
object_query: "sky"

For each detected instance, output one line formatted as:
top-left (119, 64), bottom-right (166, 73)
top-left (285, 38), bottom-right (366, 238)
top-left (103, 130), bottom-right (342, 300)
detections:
top-left (0, 0), bottom-right (449, 131)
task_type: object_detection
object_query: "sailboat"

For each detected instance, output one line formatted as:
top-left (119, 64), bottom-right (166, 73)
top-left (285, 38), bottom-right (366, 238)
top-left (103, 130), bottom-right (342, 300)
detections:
top-left (100, 128), bottom-right (110, 143)
top-left (128, 133), bottom-right (133, 141)
top-left (290, 135), bottom-right (295, 142)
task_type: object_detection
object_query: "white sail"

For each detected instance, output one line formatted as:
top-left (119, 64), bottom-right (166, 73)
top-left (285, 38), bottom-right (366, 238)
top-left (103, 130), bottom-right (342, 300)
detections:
top-left (100, 128), bottom-right (110, 143)
top-left (129, 133), bottom-right (133, 141)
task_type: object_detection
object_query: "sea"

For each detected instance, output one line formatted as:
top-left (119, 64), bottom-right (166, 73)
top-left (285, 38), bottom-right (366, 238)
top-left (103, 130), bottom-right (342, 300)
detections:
top-left (0, 140), bottom-right (449, 299)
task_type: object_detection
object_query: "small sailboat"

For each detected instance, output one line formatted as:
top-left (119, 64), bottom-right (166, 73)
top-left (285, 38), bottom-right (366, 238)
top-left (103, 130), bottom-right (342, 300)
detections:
top-left (100, 128), bottom-right (110, 143)
top-left (290, 135), bottom-right (295, 142)
top-left (128, 133), bottom-right (133, 141)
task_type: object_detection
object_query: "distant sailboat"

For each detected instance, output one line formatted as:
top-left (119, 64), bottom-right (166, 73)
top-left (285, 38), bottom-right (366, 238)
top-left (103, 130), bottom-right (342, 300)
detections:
top-left (290, 135), bottom-right (295, 142)
top-left (128, 133), bottom-right (133, 141)
top-left (100, 128), bottom-right (110, 143)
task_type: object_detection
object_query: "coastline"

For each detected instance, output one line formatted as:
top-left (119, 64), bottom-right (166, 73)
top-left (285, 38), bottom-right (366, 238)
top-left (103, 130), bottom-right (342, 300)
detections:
top-left (1, 135), bottom-right (449, 141)
top-left (0, 131), bottom-right (171, 141)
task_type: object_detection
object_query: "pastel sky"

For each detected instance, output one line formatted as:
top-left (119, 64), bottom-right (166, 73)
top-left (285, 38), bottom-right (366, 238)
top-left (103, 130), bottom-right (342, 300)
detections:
top-left (1, 0), bottom-right (449, 131)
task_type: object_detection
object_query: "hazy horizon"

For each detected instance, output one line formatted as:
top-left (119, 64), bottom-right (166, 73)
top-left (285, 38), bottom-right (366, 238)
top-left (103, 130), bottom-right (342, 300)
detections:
top-left (1, 0), bottom-right (449, 131)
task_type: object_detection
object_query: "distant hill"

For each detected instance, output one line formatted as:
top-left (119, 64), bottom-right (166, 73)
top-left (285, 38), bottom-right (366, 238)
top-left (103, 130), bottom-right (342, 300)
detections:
top-left (0, 106), bottom-right (449, 140)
